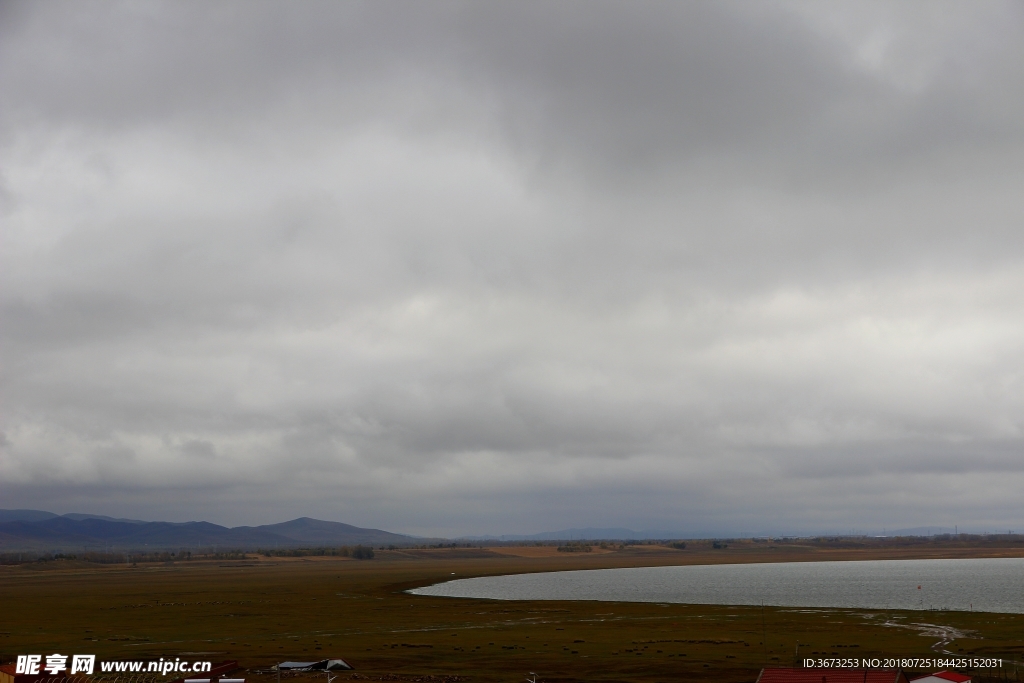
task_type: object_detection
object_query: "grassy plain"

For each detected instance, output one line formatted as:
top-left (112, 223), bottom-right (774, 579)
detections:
top-left (3, 539), bottom-right (1024, 683)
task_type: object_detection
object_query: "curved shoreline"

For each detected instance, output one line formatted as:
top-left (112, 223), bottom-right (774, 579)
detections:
top-left (408, 555), bottom-right (1024, 615)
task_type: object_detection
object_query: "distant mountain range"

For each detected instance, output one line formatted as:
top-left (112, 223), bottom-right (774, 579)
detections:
top-left (462, 527), bottom-right (689, 541)
top-left (462, 526), bottom-right (968, 541)
top-left (0, 509), bottom-right (149, 524)
top-left (0, 510), bottom-right (970, 552)
top-left (0, 510), bottom-right (417, 552)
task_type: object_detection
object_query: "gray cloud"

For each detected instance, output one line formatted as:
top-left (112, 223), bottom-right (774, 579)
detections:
top-left (2, 1), bottom-right (1023, 536)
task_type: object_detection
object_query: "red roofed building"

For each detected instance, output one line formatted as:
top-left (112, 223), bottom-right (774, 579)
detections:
top-left (757, 669), bottom-right (911, 683)
top-left (0, 664), bottom-right (47, 683)
top-left (910, 672), bottom-right (972, 683)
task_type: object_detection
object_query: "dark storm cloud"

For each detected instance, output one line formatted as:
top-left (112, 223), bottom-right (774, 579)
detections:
top-left (8, 2), bottom-right (1020, 176)
top-left (1, 1), bottom-right (1023, 535)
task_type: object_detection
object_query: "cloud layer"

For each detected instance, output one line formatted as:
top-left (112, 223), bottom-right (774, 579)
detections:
top-left (2, 1), bottom-right (1023, 535)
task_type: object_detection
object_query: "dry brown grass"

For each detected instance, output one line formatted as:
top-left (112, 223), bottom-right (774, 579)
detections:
top-left (486, 546), bottom-right (616, 558)
top-left (1, 540), bottom-right (1023, 683)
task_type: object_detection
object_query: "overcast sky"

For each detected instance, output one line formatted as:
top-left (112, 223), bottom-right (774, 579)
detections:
top-left (2, 1), bottom-right (1023, 537)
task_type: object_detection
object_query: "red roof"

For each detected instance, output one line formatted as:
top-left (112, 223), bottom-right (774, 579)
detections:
top-left (911, 673), bottom-right (971, 683)
top-left (0, 665), bottom-right (47, 683)
top-left (758, 669), bottom-right (910, 683)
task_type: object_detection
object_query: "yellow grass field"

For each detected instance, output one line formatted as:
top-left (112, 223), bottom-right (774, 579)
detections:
top-left (3, 539), bottom-right (1024, 683)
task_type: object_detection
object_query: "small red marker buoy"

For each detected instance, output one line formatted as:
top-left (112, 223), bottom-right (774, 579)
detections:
top-left (917, 585), bottom-right (921, 589)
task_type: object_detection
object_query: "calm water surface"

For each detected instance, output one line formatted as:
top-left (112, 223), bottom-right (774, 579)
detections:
top-left (409, 557), bottom-right (1024, 613)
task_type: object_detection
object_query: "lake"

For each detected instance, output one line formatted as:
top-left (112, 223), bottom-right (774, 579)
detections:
top-left (409, 557), bottom-right (1024, 613)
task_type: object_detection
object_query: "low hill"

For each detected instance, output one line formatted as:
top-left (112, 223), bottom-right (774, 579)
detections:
top-left (0, 510), bottom-right (148, 524)
top-left (0, 509), bottom-right (60, 523)
top-left (247, 517), bottom-right (412, 546)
